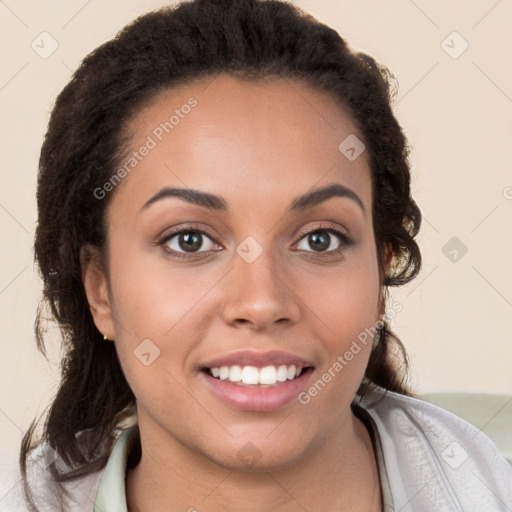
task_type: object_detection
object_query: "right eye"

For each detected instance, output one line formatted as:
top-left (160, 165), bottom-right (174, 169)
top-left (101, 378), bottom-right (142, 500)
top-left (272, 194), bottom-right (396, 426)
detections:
top-left (157, 226), bottom-right (222, 259)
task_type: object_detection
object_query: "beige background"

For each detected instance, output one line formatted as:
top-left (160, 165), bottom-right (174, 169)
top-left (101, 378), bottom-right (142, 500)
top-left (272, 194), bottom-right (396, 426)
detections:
top-left (1, 0), bottom-right (511, 504)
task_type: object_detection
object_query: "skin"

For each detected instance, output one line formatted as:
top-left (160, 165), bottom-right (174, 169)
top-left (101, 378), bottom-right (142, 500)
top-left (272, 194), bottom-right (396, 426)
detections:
top-left (82, 74), bottom-right (393, 511)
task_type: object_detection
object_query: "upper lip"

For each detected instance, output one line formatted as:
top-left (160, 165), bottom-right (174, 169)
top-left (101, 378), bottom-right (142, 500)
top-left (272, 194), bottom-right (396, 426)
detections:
top-left (201, 350), bottom-right (315, 370)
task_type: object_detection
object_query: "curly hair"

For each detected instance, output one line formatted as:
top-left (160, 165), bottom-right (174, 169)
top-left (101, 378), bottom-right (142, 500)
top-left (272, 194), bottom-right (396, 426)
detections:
top-left (20, 0), bottom-right (422, 509)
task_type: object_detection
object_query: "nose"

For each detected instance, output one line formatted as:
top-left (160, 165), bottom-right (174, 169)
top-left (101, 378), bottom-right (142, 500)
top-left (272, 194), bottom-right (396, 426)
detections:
top-left (222, 244), bottom-right (301, 331)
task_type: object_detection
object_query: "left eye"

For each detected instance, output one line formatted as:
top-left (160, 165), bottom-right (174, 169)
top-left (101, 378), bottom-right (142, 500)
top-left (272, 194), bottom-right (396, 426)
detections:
top-left (295, 228), bottom-right (347, 253)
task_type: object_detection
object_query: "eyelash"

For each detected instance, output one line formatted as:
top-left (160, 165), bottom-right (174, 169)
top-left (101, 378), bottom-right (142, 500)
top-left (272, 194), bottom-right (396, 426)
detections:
top-left (156, 223), bottom-right (353, 260)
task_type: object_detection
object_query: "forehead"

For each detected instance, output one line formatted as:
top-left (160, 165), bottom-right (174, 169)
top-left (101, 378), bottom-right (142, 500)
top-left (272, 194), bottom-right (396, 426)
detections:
top-left (110, 74), bottom-right (372, 218)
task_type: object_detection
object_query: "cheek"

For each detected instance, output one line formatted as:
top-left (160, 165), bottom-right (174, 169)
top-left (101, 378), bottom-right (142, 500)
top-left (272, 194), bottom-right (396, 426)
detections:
top-left (108, 238), bottom-right (211, 335)
top-left (297, 260), bottom-right (381, 411)
top-left (303, 246), bottom-right (381, 338)
top-left (106, 240), bottom-right (231, 404)
top-left (107, 253), bottom-right (204, 418)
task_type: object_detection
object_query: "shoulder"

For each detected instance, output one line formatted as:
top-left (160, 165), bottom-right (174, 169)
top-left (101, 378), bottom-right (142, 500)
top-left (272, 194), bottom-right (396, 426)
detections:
top-left (5, 432), bottom-right (121, 512)
top-left (356, 386), bottom-right (512, 511)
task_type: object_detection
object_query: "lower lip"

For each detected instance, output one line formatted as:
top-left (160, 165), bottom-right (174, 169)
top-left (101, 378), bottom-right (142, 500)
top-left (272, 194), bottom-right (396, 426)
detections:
top-left (199, 368), bottom-right (314, 412)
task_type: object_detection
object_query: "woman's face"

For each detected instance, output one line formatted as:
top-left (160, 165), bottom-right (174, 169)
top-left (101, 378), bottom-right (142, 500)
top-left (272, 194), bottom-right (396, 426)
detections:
top-left (85, 74), bottom-right (390, 470)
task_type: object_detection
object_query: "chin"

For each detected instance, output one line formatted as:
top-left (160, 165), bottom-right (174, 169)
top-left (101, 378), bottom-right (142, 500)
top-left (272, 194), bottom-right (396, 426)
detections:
top-left (201, 430), bottom-right (317, 473)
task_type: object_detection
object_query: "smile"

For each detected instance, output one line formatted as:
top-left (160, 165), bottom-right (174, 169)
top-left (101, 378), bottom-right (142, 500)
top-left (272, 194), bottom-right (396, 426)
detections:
top-left (205, 364), bottom-right (306, 386)
top-left (199, 366), bottom-right (315, 411)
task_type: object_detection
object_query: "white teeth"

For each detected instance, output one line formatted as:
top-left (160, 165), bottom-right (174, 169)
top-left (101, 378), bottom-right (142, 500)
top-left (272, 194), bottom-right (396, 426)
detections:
top-left (241, 366), bottom-right (259, 384)
top-left (259, 365), bottom-right (277, 385)
top-left (208, 364), bottom-right (305, 385)
top-left (229, 365), bottom-right (242, 382)
top-left (276, 365), bottom-right (288, 382)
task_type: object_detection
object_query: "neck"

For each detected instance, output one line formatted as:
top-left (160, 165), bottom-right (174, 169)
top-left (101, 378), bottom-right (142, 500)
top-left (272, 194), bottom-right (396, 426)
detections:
top-left (126, 409), bottom-right (382, 512)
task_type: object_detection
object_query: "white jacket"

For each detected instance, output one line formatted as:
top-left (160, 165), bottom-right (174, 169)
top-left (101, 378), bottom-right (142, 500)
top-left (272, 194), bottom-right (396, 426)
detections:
top-left (4, 386), bottom-right (512, 511)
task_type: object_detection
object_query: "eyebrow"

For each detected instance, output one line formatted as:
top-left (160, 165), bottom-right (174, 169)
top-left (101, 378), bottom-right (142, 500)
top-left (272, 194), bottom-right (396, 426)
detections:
top-left (141, 182), bottom-right (366, 217)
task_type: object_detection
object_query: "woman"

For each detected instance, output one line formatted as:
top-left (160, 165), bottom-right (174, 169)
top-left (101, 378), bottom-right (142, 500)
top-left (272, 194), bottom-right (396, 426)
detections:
top-left (18, 0), bottom-right (512, 510)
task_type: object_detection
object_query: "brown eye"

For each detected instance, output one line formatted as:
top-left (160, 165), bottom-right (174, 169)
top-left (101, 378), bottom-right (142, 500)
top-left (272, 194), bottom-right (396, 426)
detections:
top-left (296, 226), bottom-right (350, 254)
top-left (175, 231), bottom-right (203, 252)
top-left (158, 227), bottom-right (220, 259)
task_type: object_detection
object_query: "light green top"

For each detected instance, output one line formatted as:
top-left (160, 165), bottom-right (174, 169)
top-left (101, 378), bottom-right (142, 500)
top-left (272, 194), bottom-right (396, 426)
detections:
top-left (93, 426), bottom-right (139, 512)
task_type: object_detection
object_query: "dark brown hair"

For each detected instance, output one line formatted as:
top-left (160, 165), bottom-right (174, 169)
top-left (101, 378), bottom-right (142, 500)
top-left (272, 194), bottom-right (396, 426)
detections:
top-left (20, 0), bottom-right (421, 509)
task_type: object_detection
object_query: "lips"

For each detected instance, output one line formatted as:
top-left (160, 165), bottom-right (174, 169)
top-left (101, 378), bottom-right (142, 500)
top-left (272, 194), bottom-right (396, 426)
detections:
top-left (198, 349), bottom-right (315, 411)
top-left (199, 366), bottom-right (315, 411)
top-left (200, 349), bottom-right (315, 370)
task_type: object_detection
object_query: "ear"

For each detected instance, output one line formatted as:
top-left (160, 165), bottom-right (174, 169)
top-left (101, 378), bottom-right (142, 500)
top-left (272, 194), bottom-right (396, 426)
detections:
top-left (80, 244), bottom-right (115, 340)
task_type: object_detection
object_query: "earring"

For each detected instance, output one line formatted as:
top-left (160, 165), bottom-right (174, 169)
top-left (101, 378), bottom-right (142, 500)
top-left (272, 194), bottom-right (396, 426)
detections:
top-left (103, 334), bottom-right (109, 341)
